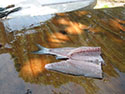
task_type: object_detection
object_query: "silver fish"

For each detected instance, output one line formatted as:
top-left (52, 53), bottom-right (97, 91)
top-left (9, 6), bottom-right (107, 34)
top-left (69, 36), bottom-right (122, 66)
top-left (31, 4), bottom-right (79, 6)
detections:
top-left (45, 59), bottom-right (103, 78)
top-left (32, 44), bottom-right (104, 64)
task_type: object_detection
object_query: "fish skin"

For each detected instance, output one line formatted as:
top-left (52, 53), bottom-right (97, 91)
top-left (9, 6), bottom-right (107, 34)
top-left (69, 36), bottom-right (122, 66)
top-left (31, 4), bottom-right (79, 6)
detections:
top-left (33, 44), bottom-right (104, 78)
top-left (45, 59), bottom-right (103, 78)
top-left (32, 44), bottom-right (70, 59)
top-left (33, 44), bottom-right (104, 64)
top-left (32, 44), bottom-right (51, 54)
top-left (32, 44), bottom-right (75, 59)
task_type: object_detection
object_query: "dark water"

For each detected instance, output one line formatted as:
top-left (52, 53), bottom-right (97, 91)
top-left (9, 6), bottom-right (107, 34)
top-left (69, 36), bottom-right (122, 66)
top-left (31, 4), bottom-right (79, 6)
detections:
top-left (0, 7), bottom-right (125, 94)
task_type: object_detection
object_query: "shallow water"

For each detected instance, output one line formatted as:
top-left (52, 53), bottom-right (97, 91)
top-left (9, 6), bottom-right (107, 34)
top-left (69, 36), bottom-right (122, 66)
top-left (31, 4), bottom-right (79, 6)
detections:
top-left (0, 7), bottom-right (125, 94)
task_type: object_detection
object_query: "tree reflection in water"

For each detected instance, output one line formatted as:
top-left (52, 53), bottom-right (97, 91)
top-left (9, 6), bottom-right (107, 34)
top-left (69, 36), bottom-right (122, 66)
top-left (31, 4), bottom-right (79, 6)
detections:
top-left (0, 7), bottom-right (125, 94)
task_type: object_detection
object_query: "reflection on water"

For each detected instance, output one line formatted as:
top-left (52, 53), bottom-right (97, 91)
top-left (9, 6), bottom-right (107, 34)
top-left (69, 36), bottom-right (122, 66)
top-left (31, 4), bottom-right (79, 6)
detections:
top-left (0, 7), bottom-right (125, 94)
top-left (19, 57), bottom-right (47, 82)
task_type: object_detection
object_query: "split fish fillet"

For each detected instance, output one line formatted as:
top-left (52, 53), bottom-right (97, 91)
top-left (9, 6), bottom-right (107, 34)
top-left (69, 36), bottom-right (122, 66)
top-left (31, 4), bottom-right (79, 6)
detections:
top-left (33, 44), bottom-right (104, 78)
top-left (32, 44), bottom-right (104, 64)
top-left (45, 59), bottom-right (103, 78)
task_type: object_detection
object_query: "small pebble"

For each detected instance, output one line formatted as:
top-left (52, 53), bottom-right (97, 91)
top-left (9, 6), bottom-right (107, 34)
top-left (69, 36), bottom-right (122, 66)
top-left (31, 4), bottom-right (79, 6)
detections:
top-left (59, 30), bottom-right (67, 35)
top-left (0, 44), bottom-right (2, 48)
top-left (25, 89), bottom-right (32, 94)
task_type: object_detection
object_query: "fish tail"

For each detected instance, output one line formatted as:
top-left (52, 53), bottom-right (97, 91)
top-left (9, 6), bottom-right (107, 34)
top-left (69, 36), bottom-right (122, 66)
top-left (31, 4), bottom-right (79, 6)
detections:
top-left (32, 44), bottom-right (50, 54)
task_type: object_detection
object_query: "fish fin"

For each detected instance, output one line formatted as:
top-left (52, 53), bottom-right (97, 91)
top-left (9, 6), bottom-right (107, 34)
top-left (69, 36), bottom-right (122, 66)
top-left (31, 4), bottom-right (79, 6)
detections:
top-left (35, 44), bottom-right (44, 49)
top-left (56, 56), bottom-right (68, 60)
top-left (32, 44), bottom-right (50, 54)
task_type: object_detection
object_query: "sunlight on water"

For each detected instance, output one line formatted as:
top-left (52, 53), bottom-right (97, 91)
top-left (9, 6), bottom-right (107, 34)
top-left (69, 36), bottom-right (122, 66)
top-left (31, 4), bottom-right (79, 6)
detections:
top-left (19, 58), bottom-right (47, 81)
top-left (0, 7), bottom-right (125, 94)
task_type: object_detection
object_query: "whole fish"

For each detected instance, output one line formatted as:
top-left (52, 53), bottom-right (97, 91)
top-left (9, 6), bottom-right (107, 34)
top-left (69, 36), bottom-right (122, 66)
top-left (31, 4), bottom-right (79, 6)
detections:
top-left (32, 44), bottom-right (104, 64)
top-left (45, 59), bottom-right (103, 78)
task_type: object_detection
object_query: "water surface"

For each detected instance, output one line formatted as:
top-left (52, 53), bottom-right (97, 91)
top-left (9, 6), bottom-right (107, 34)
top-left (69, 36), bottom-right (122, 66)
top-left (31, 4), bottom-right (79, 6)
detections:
top-left (0, 7), bottom-right (125, 94)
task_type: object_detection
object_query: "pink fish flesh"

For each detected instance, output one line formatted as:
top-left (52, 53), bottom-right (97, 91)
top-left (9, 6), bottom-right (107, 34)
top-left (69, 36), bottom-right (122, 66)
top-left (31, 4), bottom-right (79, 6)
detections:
top-left (33, 44), bottom-right (104, 78)
top-left (45, 59), bottom-right (103, 78)
top-left (32, 44), bottom-right (104, 64)
top-left (67, 47), bottom-right (104, 64)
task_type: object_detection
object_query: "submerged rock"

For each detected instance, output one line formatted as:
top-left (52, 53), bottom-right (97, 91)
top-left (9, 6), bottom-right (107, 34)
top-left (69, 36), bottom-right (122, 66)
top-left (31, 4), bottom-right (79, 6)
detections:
top-left (0, 44), bottom-right (2, 48)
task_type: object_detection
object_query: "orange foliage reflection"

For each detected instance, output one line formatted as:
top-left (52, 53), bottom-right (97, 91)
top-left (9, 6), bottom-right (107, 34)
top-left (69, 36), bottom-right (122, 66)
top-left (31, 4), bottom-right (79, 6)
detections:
top-left (48, 32), bottom-right (69, 43)
top-left (66, 22), bottom-right (86, 34)
top-left (76, 11), bottom-right (89, 16)
top-left (109, 19), bottom-right (125, 31)
top-left (57, 18), bottom-right (88, 34)
top-left (19, 58), bottom-right (48, 81)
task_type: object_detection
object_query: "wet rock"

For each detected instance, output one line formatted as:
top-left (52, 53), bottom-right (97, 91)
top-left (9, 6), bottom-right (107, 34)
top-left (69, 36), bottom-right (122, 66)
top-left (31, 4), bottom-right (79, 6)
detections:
top-left (25, 89), bottom-right (32, 94)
